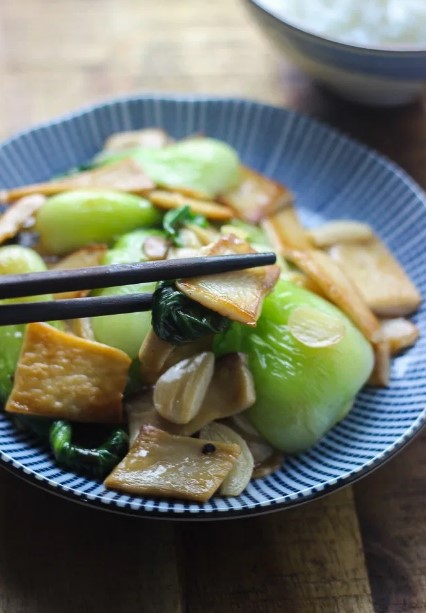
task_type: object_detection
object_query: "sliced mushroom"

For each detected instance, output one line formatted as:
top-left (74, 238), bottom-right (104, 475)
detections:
top-left (103, 128), bottom-right (171, 152)
top-left (6, 322), bottom-right (130, 423)
top-left (104, 424), bottom-right (241, 502)
top-left (0, 194), bottom-right (46, 245)
top-left (261, 206), bottom-right (312, 253)
top-left (285, 248), bottom-right (381, 343)
top-left (125, 387), bottom-right (156, 446)
top-left (176, 234), bottom-right (280, 325)
top-left (138, 328), bottom-right (213, 385)
top-left (148, 190), bottom-right (234, 221)
top-left (224, 414), bottom-right (284, 479)
top-left (63, 317), bottom-right (95, 340)
top-left (2, 159), bottom-right (154, 203)
top-left (280, 270), bottom-right (324, 297)
top-left (379, 318), bottom-right (420, 355)
top-left (200, 422), bottom-right (254, 496)
top-left (177, 227), bottom-right (203, 249)
top-left (329, 237), bottom-right (421, 316)
top-left (368, 340), bottom-right (391, 387)
top-left (153, 352), bottom-right (215, 424)
top-left (52, 244), bottom-right (108, 299)
top-left (186, 222), bottom-right (218, 246)
top-left (218, 165), bottom-right (293, 223)
top-left (308, 220), bottom-right (373, 248)
top-left (142, 235), bottom-right (169, 260)
top-left (138, 329), bottom-right (176, 385)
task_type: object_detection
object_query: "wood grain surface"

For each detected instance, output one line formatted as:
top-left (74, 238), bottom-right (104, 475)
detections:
top-left (0, 1), bottom-right (424, 612)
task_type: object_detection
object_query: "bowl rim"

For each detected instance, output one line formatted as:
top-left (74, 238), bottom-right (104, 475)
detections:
top-left (246, 0), bottom-right (426, 55)
top-left (0, 94), bottom-right (425, 520)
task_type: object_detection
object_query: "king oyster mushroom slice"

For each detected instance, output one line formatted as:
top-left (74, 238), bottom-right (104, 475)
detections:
top-left (125, 388), bottom-right (156, 447)
top-left (0, 194), bottom-right (46, 245)
top-left (308, 220), bottom-right (373, 248)
top-left (138, 328), bottom-right (213, 385)
top-left (225, 413), bottom-right (284, 479)
top-left (200, 422), bottom-right (254, 496)
top-left (104, 424), bottom-right (241, 502)
top-left (379, 317), bottom-right (420, 355)
top-left (103, 128), bottom-right (171, 152)
top-left (153, 352), bottom-right (215, 424)
top-left (177, 234), bottom-right (280, 326)
top-left (329, 237), bottom-right (421, 317)
top-left (129, 353), bottom-right (256, 437)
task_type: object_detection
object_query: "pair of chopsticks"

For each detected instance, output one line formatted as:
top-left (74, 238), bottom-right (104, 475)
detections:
top-left (0, 252), bottom-right (276, 325)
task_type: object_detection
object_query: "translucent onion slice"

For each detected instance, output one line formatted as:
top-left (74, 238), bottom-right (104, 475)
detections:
top-left (288, 305), bottom-right (346, 348)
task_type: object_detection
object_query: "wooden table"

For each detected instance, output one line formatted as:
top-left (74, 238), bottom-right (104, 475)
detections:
top-left (0, 1), bottom-right (425, 611)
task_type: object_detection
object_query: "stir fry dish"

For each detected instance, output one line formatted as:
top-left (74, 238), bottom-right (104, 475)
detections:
top-left (0, 128), bottom-right (421, 501)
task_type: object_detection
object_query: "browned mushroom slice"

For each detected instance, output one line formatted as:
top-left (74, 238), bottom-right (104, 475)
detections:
top-left (138, 328), bottom-right (212, 385)
top-left (218, 165), bottom-right (293, 223)
top-left (103, 128), bottom-right (171, 152)
top-left (52, 244), bottom-right (107, 299)
top-left (285, 248), bottom-right (381, 343)
top-left (224, 414), bottom-right (284, 479)
top-left (132, 353), bottom-right (256, 437)
top-left (104, 425), bottom-right (241, 502)
top-left (2, 159), bottom-right (154, 203)
top-left (329, 237), bottom-right (421, 316)
top-left (261, 206), bottom-right (312, 253)
top-left (186, 223), bottom-right (218, 246)
top-left (148, 190), bottom-right (234, 221)
top-left (177, 234), bottom-right (280, 325)
top-left (63, 317), bottom-right (95, 341)
top-left (125, 388), bottom-right (157, 446)
top-left (153, 352), bottom-right (215, 424)
top-left (142, 235), bottom-right (169, 260)
top-left (379, 318), bottom-right (420, 355)
top-left (308, 220), bottom-right (373, 248)
top-left (368, 341), bottom-right (391, 387)
top-left (0, 194), bottom-right (46, 244)
top-left (6, 322), bottom-right (130, 423)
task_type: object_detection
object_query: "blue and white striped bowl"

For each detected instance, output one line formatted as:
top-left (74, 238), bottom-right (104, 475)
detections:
top-left (0, 96), bottom-right (425, 519)
top-left (244, 0), bottom-right (426, 106)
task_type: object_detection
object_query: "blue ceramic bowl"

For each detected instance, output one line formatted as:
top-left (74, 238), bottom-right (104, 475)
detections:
top-left (244, 0), bottom-right (426, 106)
top-left (0, 96), bottom-right (425, 519)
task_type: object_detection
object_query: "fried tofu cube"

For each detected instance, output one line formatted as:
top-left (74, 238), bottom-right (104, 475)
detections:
top-left (104, 425), bottom-right (241, 502)
top-left (329, 238), bottom-right (421, 316)
top-left (218, 165), bottom-right (293, 223)
top-left (6, 322), bottom-right (131, 423)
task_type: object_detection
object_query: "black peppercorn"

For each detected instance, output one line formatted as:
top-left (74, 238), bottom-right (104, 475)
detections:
top-left (201, 443), bottom-right (216, 454)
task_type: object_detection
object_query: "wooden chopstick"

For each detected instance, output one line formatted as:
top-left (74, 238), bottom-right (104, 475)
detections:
top-left (0, 252), bottom-right (276, 300)
top-left (0, 252), bottom-right (276, 325)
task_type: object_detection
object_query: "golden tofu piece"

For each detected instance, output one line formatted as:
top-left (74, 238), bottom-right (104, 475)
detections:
top-left (286, 248), bottom-right (381, 343)
top-left (261, 206), bottom-right (312, 252)
top-left (6, 322), bottom-right (131, 423)
top-left (104, 425), bottom-right (241, 502)
top-left (148, 189), bottom-right (234, 221)
top-left (52, 244), bottom-right (107, 300)
top-left (218, 165), bottom-right (293, 223)
top-left (329, 238), bottom-right (421, 316)
top-left (0, 194), bottom-right (46, 245)
top-left (2, 159), bottom-right (154, 202)
top-left (177, 234), bottom-right (280, 325)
